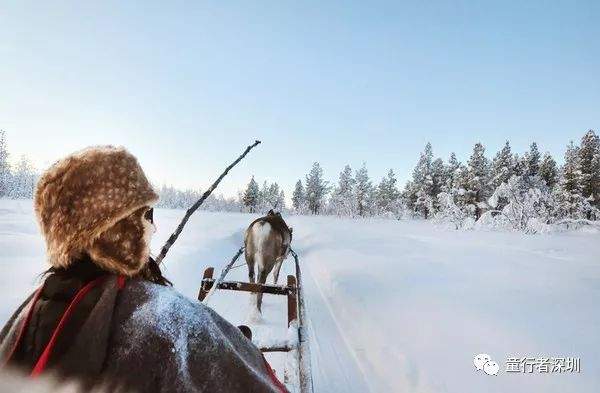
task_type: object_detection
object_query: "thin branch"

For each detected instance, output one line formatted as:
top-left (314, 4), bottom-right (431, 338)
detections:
top-left (155, 140), bottom-right (261, 265)
top-left (201, 247), bottom-right (245, 304)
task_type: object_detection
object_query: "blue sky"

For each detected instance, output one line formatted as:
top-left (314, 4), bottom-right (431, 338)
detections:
top-left (1, 1), bottom-right (598, 198)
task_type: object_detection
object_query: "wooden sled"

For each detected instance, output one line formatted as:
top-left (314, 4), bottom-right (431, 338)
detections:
top-left (198, 248), bottom-right (313, 393)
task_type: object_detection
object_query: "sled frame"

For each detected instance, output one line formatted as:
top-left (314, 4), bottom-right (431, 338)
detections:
top-left (198, 247), bottom-right (313, 393)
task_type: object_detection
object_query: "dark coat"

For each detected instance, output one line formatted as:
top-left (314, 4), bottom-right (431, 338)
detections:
top-left (0, 268), bottom-right (284, 393)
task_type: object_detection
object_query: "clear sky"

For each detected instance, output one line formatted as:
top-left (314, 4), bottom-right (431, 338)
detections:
top-left (1, 1), bottom-right (598, 198)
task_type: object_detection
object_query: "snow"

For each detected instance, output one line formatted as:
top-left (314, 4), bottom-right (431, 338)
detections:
top-left (1, 198), bottom-right (600, 392)
top-left (124, 282), bottom-right (197, 390)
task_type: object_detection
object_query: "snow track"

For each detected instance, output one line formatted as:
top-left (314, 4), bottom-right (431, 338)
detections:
top-left (301, 255), bottom-right (371, 393)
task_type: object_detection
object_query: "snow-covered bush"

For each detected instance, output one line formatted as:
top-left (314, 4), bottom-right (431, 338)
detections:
top-left (434, 192), bottom-right (472, 229)
top-left (480, 175), bottom-right (555, 233)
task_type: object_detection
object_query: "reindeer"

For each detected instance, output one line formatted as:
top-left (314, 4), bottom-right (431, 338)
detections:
top-left (244, 210), bottom-right (293, 312)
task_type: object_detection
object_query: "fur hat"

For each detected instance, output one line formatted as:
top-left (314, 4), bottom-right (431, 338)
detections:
top-left (34, 146), bottom-right (159, 276)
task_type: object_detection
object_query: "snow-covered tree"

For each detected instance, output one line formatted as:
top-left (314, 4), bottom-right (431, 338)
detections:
top-left (490, 141), bottom-right (514, 190)
top-left (431, 158), bottom-right (445, 202)
top-left (401, 181), bottom-right (415, 217)
top-left (408, 143), bottom-right (435, 218)
top-left (329, 165), bottom-right (356, 216)
top-left (375, 169), bottom-right (400, 217)
top-left (560, 141), bottom-right (582, 195)
top-left (415, 188), bottom-right (434, 219)
top-left (10, 156), bottom-right (36, 198)
top-left (276, 189), bottom-right (286, 211)
top-left (434, 152), bottom-right (474, 226)
top-left (539, 153), bottom-right (558, 189)
top-left (157, 185), bottom-right (241, 212)
top-left (512, 153), bottom-right (525, 177)
top-left (268, 182), bottom-right (282, 209)
top-left (579, 129), bottom-right (600, 209)
top-left (484, 175), bottom-right (555, 233)
top-left (553, 141), bottom-right (597, 220)
top-left (255, 181), bottom-right (284, 212)
top-left (444, 152), bottom-right (462, 192)
top-left (258, 181), bottom-right (269, 209)
top-left (242, 176), bottom-right (260, 213)
top-left (465, 142), bottom-right (491, 219)
top-left (292, 180), bottom-right (307, 213)
top-left (0, 131), bottom-right (10, 197)
top-left (435, 191), bottom-right (473, 229)
top-left (523, 142), bottom-right (541, 179)
top-left (305, 162), bottom-right (329, 215)
top-left (354, 163), bottom-right (374, 217)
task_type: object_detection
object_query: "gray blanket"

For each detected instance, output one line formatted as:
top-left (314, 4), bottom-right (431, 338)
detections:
top-left (0, 278), bottom-right (283, 393)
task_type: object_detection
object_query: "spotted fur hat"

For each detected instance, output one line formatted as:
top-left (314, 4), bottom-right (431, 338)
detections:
top-left (34, 146), bottom-right (159, 276)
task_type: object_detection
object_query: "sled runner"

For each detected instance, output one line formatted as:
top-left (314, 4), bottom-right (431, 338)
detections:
top-left (198, 248), bottom-right (313, 393)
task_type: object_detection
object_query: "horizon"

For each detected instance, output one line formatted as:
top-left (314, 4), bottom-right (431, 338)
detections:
top-left (1, 2), bottom-right (598, 198)
top-left (1, 129), bottom-right (595, 201)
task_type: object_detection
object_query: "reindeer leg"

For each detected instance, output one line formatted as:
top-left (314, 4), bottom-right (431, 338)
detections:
top-left (246, 255), bottom-right (255, 284)
top-left (256, 267), bottom-right (269, 313)
top-left (272, 260), bottom-right (283, 285)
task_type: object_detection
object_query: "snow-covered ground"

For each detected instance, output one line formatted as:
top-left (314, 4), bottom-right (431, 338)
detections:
top-left (1, 199), bottom-right (599, 392)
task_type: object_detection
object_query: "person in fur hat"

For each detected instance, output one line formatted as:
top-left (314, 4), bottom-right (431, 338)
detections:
top-left (0, 146), bottom-right (286, 393)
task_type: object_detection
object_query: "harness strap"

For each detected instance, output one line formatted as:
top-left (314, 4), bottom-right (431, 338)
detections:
top-left (30, 275), bottom-right (126, 378)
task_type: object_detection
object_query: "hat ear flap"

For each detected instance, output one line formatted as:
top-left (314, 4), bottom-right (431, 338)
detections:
top-left (87, 208), bottom-right (150, 276)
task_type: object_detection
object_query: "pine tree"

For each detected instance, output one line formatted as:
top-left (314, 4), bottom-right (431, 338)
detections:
top-left (259, 181), bottom-right (269, 210)
top-left (242, 176), bottom-right (260, 213)
top-left (579, 129), bottom-right (600, 208)
top-left (375, 169), bottom-right (400, 216)
top-left (268, 182), bottom-right (281, 209)
top-left (329, 165), bottom-right (356, 216)
top-left (444, 152), bottom-right (462, 192)
top-left (10, 156), bottom-right (35, 198)
top-left (561, 142), bottom-right (582, 195)
top-left (431, 158), bottom-right (445, 208)
top-left (539, 153), bottom-right (558, 189)
top-left (276, 189), bottom-right (286, 210)
top-left (305, 162), bottom-right (328, 215)
top-left (354, 163), bottom-right (373, 217)
top-left (292, 180), bottom-right (306, 213)
top-left (410, 142), bottom-right (434, 218)
top-left (554, 141), bottom-right (589, 219)
top-left (524, 142), bottom-right (541, 178)
top-left (490, 141), bottom-right (514, 189)
top-left (0, 131), bottom-right (10, 197)
top-left (512, 153), bottom-right (525, 177)
top-left (466, 142), bottom-right (490, 219)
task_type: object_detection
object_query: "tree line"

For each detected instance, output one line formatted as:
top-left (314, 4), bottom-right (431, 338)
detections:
top-left (0, 131), bottom-right (242, 212)
top-left (240, 129), bottom-right (599, 232)
top-left (3, 127), bottom-right (599, 233)
top-left (0, 131), bottom-right (38, 199)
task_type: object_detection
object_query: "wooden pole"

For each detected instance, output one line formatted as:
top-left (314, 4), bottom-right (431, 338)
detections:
top-left (155, 140), bottom-right (261, 265)
top-left (201, 247), bottom-right (245, 304)
top-left (287, 275), bottom-right (298, 326)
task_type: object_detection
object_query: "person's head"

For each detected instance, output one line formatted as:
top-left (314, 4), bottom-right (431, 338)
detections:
top-left (34, 146), bottom-right (159, 277)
